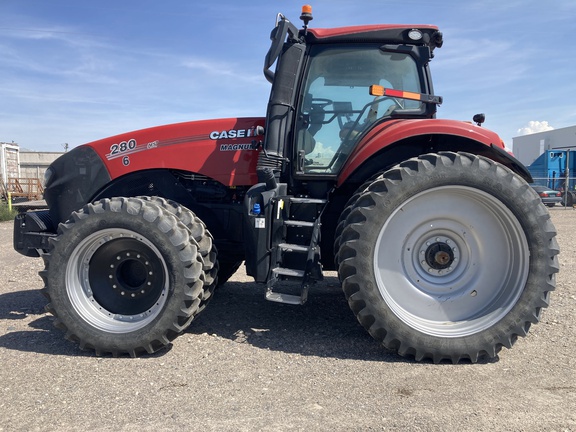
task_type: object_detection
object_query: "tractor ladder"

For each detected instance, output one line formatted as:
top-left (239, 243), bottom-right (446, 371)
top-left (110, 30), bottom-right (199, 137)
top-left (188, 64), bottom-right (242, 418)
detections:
top-left (266, 196), bottom-right (326, 305)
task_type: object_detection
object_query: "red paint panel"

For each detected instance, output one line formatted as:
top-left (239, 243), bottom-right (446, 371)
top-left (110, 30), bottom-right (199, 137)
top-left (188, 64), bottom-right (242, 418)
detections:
top-left (86, 117), bottom-right (265, 187)
top-left (338, 119), bottom-right (505, 186)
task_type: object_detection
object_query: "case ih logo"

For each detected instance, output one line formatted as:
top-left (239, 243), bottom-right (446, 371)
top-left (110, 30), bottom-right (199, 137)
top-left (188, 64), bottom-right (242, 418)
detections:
top-left (209, 128), bottom-right (256, 140)
top-left (211, 128), bottom-right (258, 151)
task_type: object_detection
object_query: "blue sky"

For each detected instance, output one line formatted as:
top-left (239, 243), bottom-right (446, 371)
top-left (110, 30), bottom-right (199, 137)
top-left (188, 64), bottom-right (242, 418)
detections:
top-left (1, 0), bottom-right (574, 152)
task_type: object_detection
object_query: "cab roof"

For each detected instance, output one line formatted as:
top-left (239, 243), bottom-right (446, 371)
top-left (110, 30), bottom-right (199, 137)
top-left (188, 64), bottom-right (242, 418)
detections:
top-left (304, 24), bottom-right (442, 49)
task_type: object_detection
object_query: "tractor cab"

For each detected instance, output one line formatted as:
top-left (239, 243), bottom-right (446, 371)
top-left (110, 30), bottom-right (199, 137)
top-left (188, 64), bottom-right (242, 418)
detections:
top-left (260, 6), bottom-right (443, 181)
top-left (294, 44), bottom-right (430, 175)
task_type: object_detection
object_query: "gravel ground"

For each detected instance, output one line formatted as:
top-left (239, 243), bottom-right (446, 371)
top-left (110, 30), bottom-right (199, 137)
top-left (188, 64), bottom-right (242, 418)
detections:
top-left (0, 208), bottom-right (575, 431)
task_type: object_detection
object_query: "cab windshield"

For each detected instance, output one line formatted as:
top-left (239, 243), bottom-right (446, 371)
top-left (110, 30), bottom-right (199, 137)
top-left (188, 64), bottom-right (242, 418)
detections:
top-left (296, 44), bottom-right (423, 174)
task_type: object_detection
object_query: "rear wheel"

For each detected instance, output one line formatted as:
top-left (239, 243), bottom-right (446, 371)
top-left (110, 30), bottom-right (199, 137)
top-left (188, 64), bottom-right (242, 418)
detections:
top-left (337, 152), bottom-right (559, 363)
top-left (41, 197), bottom-right (208, 356)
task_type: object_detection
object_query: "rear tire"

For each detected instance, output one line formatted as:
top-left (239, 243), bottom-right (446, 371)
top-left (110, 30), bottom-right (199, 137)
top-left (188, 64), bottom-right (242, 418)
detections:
top-left (41, 197), bottom-right (207, 356)
top-left (334, 173), bottom-right (381, 269)
top-left (337, 152), bottom-right (559, 363)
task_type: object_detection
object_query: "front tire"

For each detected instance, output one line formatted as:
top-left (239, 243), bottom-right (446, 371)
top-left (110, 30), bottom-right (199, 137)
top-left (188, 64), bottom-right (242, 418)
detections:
top-left (139, 196), bottom-right (218, 312)
top-left (41, 197), bottom-right (207, 356)
top-left (337, 152), bottom-right (559, 363)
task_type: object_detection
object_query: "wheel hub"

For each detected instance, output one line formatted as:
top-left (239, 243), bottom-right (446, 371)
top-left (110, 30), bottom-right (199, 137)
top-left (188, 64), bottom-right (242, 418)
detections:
top-left (417, 236), bottom-right (460, 276)
top-left (87, 238), bottom-right (166, 315)
top-left (425, 242), bottom-right (454, 270)
top-left (109, 252), bottom-right (156, 299)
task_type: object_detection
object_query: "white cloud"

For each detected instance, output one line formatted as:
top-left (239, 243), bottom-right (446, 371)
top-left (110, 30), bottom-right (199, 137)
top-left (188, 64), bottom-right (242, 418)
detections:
top-left (517, 121), bottom-right (554, 136)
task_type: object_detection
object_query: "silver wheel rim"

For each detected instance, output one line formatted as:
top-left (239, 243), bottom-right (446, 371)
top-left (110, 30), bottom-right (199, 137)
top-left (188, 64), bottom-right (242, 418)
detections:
top-left (373, 186), bottom-right (530, 337)
top-left (66, 228), bottom-right (169, 333)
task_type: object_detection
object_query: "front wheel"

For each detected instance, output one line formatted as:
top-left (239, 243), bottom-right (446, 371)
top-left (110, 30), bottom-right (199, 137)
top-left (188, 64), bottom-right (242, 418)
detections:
top-left (41, 197), bottom-right (208, 356)
top-left (337, 152), bottom-right (559, 363)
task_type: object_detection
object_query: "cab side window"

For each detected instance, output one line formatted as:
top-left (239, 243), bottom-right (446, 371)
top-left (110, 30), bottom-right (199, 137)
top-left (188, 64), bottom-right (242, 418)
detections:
top-left (296, 45), bottom-right (422, 174)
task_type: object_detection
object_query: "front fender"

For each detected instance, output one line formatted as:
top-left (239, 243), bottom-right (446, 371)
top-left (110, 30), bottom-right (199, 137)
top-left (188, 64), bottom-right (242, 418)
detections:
top-left (44, 145), bottom-right (111, 225)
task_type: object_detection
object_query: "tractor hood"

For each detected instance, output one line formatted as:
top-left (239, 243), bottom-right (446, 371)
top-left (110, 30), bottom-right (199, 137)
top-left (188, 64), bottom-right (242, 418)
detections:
top-left (43, 117), bottom-right (264, 225)
top-left (85, 117), bottom-right (265, 186)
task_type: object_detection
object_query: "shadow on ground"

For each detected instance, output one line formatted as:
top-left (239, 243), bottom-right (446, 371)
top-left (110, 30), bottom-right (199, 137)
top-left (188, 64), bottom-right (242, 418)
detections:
top-left (188, 276), bottom-right (406, 363)
top-left (0, 289), bottom-right (80, 356)
top-left (0, 289), bottom-right (171, 358)
top-left (0, 278), bottom-right (454, 364)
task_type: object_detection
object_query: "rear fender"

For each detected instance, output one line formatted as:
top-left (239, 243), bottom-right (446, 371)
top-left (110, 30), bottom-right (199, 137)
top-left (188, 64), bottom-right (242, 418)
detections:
top-left (338, 119), bottom-right (531, 186)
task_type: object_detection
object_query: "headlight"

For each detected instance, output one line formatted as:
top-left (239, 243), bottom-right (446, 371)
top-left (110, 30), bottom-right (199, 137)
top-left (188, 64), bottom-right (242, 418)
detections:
top-left (408, 29), bottom-right (423, 41)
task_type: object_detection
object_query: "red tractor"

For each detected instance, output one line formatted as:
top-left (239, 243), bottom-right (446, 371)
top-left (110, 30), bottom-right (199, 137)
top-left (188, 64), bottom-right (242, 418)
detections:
top-left (14, 6), bottom-right (559, 363)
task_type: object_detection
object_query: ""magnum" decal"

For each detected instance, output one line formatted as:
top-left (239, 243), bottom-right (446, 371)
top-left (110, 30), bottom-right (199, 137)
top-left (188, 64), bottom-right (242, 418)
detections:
top-left (219, 144), bottom-right (254, 151)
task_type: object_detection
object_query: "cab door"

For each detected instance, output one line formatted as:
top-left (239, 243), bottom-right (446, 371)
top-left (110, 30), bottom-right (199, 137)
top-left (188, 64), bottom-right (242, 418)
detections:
top-left (294, 44), bottom-right (425, 176)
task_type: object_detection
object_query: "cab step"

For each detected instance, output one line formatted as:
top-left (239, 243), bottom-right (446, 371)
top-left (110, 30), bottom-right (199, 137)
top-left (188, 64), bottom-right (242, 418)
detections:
top-left (278, 243), bottom-right (309, 253)
top-left (272, 267), bottom-right (305, 278)
top-left (265, 289), bottom-right (308, 305)
top-left (284, 220), bottom-right (314, 227)
top-left (289, 197), bottom-right (327, 204)
top-left (265, 194), bottom-right (327, 305)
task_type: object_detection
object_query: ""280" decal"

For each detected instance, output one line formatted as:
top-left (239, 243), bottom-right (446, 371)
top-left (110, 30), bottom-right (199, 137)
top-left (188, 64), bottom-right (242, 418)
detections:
top-left (109, 139), bottom-right (137, 156)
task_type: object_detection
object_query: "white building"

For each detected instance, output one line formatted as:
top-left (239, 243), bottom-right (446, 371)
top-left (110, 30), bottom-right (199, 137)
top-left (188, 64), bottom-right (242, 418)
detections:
top-left (19, 151), bottom-right (63, 179)
top-left (512, 125), bottom-right (576, 167)
top-left (1, 142), bottom-right (64, 200)
top-left (1, 142), bottom-right (20, 185)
